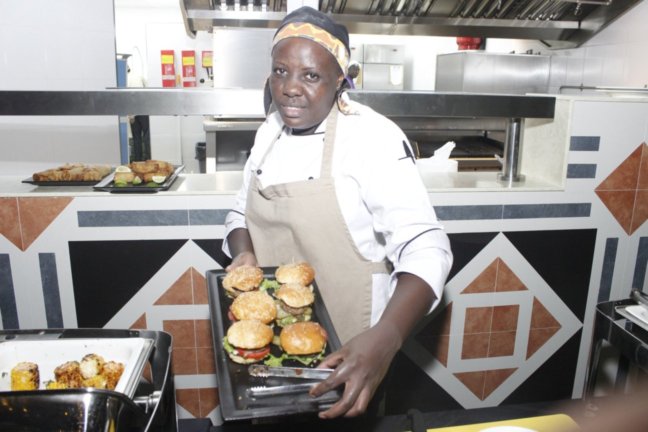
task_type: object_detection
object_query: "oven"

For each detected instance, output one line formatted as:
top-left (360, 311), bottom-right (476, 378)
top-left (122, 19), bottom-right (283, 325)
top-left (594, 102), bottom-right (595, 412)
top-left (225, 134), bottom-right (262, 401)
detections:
top-left (203, 117), bottom-right (265, 172)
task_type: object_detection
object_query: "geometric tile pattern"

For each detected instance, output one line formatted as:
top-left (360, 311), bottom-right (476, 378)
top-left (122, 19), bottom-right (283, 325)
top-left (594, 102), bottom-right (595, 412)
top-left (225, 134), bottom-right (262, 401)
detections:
top-left (0, 197), bottom-right (73, 251)
top-left (405, 234), bottom-right (581, 408)
top-left (595, 142), bottom-right (648, 235)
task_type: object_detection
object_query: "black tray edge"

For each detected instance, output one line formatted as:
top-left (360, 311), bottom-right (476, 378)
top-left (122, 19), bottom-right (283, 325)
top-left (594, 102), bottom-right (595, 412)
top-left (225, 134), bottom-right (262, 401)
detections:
top-left (93, 165), bottom-right (183, 193)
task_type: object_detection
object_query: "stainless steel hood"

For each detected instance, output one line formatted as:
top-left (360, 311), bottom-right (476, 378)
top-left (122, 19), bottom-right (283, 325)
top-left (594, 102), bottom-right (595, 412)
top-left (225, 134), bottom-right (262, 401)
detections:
top-left (180, 0), bottom-right (641, 47)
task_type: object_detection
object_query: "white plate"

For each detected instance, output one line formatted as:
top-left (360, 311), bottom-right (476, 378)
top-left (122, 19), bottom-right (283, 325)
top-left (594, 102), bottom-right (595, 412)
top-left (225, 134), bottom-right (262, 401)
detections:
top-left (624, 304), bottom-right (648, 325)
top-left (0, 337), bottom-right (153, 397)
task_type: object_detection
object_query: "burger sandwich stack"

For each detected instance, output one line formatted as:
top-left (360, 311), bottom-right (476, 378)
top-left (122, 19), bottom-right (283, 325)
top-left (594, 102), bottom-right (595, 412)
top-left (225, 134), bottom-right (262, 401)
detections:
top-left (220, 262), bottom-right (329, 367)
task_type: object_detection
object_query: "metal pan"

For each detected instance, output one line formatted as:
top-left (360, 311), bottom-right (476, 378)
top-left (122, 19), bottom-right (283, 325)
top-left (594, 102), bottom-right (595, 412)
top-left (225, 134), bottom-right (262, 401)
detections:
top-left (206, 267), bottom-right (342, 421)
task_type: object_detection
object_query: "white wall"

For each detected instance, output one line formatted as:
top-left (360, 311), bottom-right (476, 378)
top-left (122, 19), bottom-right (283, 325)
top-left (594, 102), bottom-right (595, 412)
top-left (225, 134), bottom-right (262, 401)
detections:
top-left (0, 0), bottom-right (119, 174)
top-left (485, 0), bottom-right (648, 94)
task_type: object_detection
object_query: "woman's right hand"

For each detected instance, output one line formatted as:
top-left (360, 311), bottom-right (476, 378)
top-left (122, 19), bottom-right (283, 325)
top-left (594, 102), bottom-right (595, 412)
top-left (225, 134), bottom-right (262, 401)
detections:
top-left (225, 251), bottom-right (258, 271)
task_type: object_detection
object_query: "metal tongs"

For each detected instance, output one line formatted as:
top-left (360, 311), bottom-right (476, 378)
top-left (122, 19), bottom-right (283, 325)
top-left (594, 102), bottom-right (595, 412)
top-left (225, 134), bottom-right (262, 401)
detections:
top-left (246, 365), bottom-right (336, 399)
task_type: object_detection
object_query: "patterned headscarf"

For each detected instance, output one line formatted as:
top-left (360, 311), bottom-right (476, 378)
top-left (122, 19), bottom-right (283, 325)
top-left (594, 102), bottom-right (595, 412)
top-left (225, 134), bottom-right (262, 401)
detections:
top-left (272, 7), bottom-right (350, 75)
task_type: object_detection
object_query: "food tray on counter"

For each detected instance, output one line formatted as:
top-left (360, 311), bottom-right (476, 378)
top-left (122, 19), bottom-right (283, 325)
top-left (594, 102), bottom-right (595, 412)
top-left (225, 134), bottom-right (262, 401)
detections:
top-left (93, 165), bottom-right (183, 193)
top-left (206, 268), bottom-right (342, 421)
top-left (0, 337), bottom-right (154, 398)
top-left (22, 178), bottom-right (108, 186)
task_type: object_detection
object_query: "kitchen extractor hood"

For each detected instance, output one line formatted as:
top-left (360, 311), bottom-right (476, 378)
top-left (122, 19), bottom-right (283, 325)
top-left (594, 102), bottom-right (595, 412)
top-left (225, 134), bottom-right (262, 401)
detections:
top-left (180, 0), bottom-right (641, 47)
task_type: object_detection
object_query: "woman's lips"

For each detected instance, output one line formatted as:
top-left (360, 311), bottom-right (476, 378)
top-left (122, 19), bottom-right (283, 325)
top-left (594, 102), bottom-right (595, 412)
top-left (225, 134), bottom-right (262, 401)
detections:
top-left (280, 105), bottom-right (304, 117)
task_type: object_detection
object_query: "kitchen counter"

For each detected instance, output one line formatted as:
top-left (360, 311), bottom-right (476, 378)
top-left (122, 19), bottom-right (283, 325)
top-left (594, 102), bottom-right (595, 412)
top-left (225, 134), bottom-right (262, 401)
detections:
top-left (0, 169), bottom-right (565, 198)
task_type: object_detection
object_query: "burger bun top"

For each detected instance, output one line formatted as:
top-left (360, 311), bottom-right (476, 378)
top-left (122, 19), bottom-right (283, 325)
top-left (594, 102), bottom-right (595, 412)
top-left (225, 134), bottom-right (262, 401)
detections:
top-left (223, 265), bottom-right (264, 293)
top-left (280, 322), bottom-right (327, 355)
top-left (227, 320), bottom-right (273, 349)
top-left (275, 283), bottom-right (315, 308)
top-left (275, 262), bottom-right (315, 286)
top-left (230, 291), bottom-right (277, 324)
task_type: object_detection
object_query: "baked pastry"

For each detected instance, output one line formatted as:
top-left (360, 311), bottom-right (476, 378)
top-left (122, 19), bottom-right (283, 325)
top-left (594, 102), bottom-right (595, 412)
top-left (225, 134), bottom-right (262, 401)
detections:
top-left (11, 362), bottom-right (40, 391)
top-left (130, 160), bottom-right (175, 182)
top-left (223, 320), bottom-right (273, 364)
top-left (275, 262), bottom-right (315, 286)
top-left (230, 290), bottom-right (277, 324)
top-left (80, 353), bottom-right (105, 379)
top-left (222, 265), bottom-right (264, 298)
top-left (274, 283), bottom-right (314, 327)
top-left (32, 163), bottom-right (111, 182)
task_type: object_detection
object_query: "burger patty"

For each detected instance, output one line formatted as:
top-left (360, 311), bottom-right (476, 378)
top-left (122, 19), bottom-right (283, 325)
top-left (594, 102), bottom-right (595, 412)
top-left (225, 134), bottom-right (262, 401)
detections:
top-left (278, 300), bottom-right (308, 316)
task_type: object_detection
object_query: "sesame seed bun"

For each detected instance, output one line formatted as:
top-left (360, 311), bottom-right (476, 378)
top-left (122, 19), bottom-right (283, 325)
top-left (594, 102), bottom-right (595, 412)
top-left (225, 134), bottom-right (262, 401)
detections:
top-left (222, 265), bottom-right (264, 296)
top-left (230, 291), bottom-right (277, 324)
top-left (275, 283), bottom-right (315, 308)
top-left (279, 322), bottom-right (327, 355)
top-left (275, 262), bottom-right (315, 286)
top-left (226, 320), bottom-right (274, 350)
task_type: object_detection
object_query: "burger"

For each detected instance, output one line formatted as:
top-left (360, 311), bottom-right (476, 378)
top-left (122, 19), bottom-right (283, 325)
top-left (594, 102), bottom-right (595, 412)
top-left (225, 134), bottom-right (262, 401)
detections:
top-left (222, 265), bottom-right (264, 298)
top-left (274, 283), bottom-right (315, 327)
top-left (275, 262), bottom-right (315, 286)
top-left (279, 322), bottom-right (328, 366)
top-left (229, 290), bottom-right (277, 325)
top-left (223, 320), bottom-right (274, 364)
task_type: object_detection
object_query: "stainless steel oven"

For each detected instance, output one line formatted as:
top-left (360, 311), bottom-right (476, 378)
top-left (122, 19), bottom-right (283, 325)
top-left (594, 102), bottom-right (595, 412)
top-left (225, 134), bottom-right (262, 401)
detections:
top-left (203, 117), bottom-right (264, 172)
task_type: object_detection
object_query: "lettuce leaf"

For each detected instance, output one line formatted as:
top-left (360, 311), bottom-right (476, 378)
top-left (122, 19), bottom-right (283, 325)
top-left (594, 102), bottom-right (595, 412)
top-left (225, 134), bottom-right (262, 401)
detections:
top-left (259, 278), bottom-right (280, 292)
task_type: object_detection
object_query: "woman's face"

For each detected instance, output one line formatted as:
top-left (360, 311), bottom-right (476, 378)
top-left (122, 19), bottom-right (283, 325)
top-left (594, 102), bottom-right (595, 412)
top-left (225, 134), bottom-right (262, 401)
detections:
top-left (270, 37), bottom-right (343, 132)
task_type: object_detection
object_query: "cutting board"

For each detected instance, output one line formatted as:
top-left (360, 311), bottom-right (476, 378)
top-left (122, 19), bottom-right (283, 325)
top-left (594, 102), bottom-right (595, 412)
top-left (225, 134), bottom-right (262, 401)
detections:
top-left (428, 414), bottom-right (579, 431)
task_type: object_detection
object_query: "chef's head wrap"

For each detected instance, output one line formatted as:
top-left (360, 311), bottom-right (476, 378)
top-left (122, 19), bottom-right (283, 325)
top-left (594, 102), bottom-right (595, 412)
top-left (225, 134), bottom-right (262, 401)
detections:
top-left (272, 6), bottom-right (350, 76)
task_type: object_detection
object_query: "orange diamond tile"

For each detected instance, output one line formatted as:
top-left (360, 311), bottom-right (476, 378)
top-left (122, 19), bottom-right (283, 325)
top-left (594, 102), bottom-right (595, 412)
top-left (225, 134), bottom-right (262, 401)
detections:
top-left (197, 347), bottom-right (216, 374)
top-left (172, 347), bottom-right (198, 375)
top-left (527, 327), bottom-right (560, 359)
top-left (17, 197), bottom-right (73, 251)
top-left (492, 305), bottom-right (519, 331)
top-left (0, 198), bottom-right (22, 250)
top-left (163, 320), bottom-right (196, 348)
top-left (195, 319), bottom-right (213, 348)
top-left (496, 260), bottom-right (527, 292)
top-left (430, 335), bottom-right (450, 367)
top-left (199, 387), bottom-right (219, 417)
top-left (462, 260), bottom-right (497, 293)
top-left (465, 306), bottom-right (493, 334)
top-left (176, 388), bottom-right (201, 417)
top-left (530, 298), bottom-right (561, 329)
top-left (595, 190), bottom-right (635, 234)
top-left (129, 314), bottom-right (147, 330)
top-left (192, 268), bottom-right (208, 304)
top-left (156, 269), bottom-right (194, 305)
top-left (596, 143), bottom-right (648, 235)
top-left (483, 368), bottom-right (516, 399)
top-left (454, 371), bottom-right (486, 400)
top-left (488, 331), bottom-right (516, 357)
top-left (461, 333), bottom-right (490, 359)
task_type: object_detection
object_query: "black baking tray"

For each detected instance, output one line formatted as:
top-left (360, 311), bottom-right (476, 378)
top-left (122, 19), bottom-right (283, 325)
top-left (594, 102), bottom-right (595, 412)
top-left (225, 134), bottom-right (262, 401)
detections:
top-left (92, 165), bottom-right (183, 193)
top-left (206, 268), bottom-right (342, 422)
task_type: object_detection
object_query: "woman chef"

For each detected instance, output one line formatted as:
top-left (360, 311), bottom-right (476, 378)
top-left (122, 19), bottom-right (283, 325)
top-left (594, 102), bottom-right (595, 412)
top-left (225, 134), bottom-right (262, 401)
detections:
top-left (223, 6), bottom-right (453, 419)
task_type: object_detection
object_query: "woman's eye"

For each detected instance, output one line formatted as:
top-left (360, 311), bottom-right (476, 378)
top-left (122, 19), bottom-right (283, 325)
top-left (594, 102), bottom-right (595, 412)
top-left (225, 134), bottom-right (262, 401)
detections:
top-left (305, 72), bottom-right (319, 81)
top-left (273, 67), bottom-right (286, 76)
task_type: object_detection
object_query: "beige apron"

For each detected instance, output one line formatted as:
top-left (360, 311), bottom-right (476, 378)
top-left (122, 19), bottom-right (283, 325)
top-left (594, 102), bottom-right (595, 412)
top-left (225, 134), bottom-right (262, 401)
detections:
top-left (246, 107), bottom-right (389, 344)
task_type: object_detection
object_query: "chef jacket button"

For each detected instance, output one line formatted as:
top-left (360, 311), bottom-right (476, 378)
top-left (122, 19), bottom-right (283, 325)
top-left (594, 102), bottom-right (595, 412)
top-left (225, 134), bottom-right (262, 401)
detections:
top-left (256, 169), bottom-right (262, 175)
top-left (308, 176), bottom-right (314, 180)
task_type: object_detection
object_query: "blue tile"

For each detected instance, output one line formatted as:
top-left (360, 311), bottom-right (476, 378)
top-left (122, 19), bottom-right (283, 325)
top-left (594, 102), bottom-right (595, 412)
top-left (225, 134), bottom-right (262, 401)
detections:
top-left (78, 210), bottom-right (189, 227)
top-left (0, 254), bottom-right (19, 329)
top-left (189, 209), bottom-right (230, 225)
top-left (567, 164), bottom-right (597, 179)
top-left (434, 205), bottom-right (504, 221)
top-left (598, 238), bottom-right (618, 303)
top-left (632, 237), bottom-right (648, 295)
top-left (570, 136), bottom-right (600, 151)
top-left (503, 203), bottom-right (591, 219)
top-left (39, 253), bottom-right (63, 328)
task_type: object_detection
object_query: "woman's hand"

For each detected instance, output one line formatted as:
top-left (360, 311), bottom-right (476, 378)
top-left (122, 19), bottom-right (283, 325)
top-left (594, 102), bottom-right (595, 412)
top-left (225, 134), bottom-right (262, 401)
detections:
top-left (310, 272), bottom-right (436, 419)
top-left (225, 251), bottom-right (258, 271)
top-left (309, 321), bottom-right (401, 418)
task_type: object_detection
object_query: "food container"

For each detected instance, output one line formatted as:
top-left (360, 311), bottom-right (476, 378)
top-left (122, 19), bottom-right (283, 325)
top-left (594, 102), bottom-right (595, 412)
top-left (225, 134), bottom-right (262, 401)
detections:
top-left (207, 267), bottom-right (342, 421)
top-left (0, 329), bottom-right (176, 432)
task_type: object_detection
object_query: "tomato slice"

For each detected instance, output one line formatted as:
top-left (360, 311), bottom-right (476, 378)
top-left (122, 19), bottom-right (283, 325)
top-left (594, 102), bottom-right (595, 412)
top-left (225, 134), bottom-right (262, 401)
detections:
top-left (227, 309), bottom-right (237, 322)
top-left (236, 346), bottom-right (271, 360)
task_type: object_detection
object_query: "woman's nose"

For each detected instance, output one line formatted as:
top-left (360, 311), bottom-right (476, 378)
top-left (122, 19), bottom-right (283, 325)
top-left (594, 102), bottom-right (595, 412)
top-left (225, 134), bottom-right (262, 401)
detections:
top-left (283, 75), bottom-right (302, 96)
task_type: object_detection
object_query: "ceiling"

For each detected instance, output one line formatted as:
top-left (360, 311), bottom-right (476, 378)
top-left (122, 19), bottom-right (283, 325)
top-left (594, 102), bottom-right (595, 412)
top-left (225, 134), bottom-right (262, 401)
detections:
top-left (180, 0), bottom-right (642, 47)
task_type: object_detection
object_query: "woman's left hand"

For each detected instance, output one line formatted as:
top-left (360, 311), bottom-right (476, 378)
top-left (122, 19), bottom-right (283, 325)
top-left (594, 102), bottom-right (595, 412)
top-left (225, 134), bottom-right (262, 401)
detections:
top-left (308, 320), bottom-right (402, 418)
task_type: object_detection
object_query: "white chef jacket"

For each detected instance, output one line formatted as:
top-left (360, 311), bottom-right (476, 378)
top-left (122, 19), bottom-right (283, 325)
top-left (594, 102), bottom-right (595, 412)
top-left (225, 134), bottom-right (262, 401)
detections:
top-left (223, 101), bottom-right (453, 325)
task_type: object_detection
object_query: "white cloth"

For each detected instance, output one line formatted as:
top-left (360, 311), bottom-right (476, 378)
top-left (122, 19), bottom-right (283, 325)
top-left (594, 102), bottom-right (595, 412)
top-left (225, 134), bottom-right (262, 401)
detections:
top-left (223, 101), bottom-right (452, 325)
